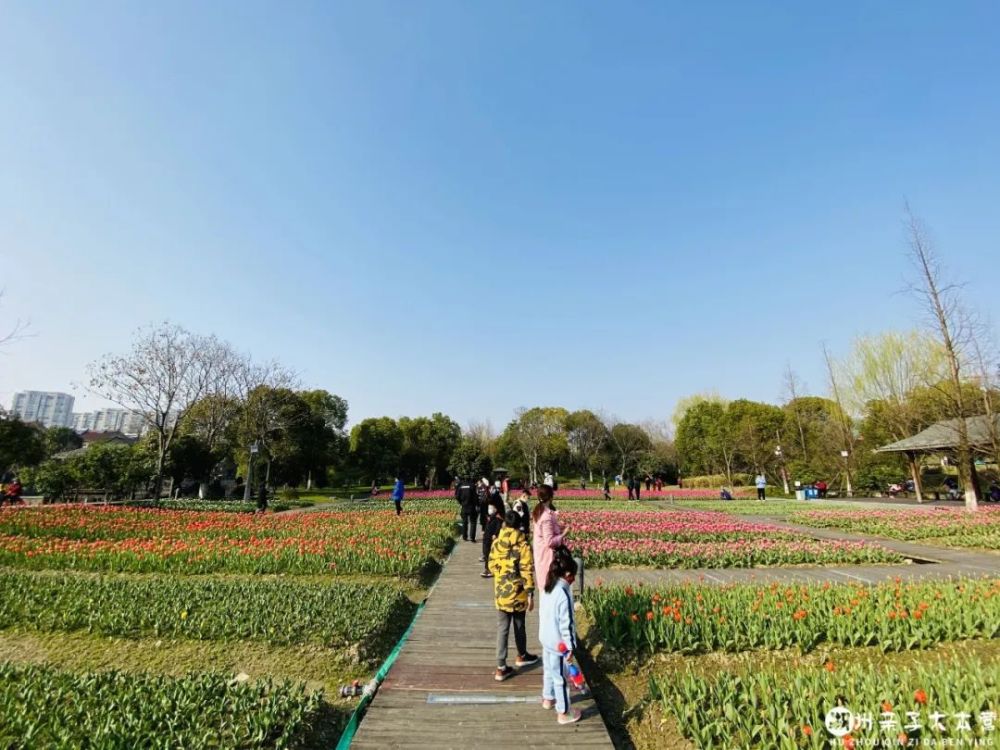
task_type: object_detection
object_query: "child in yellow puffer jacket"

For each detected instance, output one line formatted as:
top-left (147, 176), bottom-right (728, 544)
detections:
top-left (488, 509), bottom-right (539, 681)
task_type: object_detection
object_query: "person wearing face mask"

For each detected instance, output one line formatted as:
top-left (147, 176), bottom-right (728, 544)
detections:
top-left (481, 498), bottom-right (503, 577)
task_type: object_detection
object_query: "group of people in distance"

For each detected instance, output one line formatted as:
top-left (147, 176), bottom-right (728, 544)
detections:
top-left (454, 476), bottom-right (583, 726)
top-left (0, 474), bottom-right (23, 507)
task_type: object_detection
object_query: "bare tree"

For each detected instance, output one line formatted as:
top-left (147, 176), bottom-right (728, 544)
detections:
top-left (905, 207), bottom-right (979, 510)
top-left (601, 413), bottom-right (652, 479)
top-left (566, 409), bottom-right (609, 482)
top-left (465, 419), bottom-right (497, 459)
top-left (822, 342), bottom-right (855, 497)
top-left (782, 365), bottom-right (809, 460)
top-left (0, 291), bottom-right (29, 349)
top-left (87, 323), bottom-right (227, 500)
top-left (232, 357), bottom-right (299, 499)
top-left (185, 340), bottom-right (243, 452)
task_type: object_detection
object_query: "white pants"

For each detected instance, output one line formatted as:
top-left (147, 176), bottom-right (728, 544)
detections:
top-left (542, 648), bottom-right (569, 714)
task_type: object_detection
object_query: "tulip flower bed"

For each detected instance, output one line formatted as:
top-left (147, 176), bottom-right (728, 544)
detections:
top-left (0, 570), bottom-right (414, 653)
top-left (0, 662), bottom-right (331, 749)
top-left (564, 510), bottom-right (903, 568)
top-left (127, 499), bottom-right (310, 512)
top-left (585, 578), bottom-right (1000, 654)
top-left (651, 656), bottom-right (1000, 749)
top-left (0, 506), bottom-right (455, 576)
top-left (793, 506), bottom-right (1000, 549)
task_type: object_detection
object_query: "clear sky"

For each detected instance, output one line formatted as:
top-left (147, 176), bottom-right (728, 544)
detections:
top-left (2, 1), bottom-right (999, 429)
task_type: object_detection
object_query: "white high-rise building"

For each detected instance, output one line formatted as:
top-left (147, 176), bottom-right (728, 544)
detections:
top-left (71, 408), bottom-right (148, 436)
top-left (72, 412), bottom-right (95, 431)
top-left (10, 391), bottom-right (75, 428)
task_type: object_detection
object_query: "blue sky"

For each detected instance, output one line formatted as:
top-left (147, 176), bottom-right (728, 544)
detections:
top-left (2, 1), bottom-right (999, 428)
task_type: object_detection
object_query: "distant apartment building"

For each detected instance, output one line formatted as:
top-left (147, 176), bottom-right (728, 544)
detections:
top-left (71, 408), bottom-right (150, 437)
top-left (10, 391), bottom-right (75, 428)
top-left (72, 412), bottom-right (96, 431)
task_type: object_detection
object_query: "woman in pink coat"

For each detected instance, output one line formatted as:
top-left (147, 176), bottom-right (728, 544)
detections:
top-left (531, 484), bottom-right (569, 585)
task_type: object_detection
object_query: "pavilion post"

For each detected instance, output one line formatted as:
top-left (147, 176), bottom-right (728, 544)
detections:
top-left (905, 451), bottom-right (924, 504)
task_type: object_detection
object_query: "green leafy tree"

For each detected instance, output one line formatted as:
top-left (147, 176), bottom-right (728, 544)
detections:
top-left (167, 434), bottom-right (217, 488)
top-left (349, 417), bottom-right (404, 484)
top-left (0, 416), bottom-right (46, 474)
top-left (448, 437), bottom-right (493, 482)
top-left (44, 427), bottom-right (83, 458)
top-left (399, 413), bottom-right (461, 486)
top-left (504, 407), bottom-right (569, 484)
top-left (21, 459), bottom-right (78, 502)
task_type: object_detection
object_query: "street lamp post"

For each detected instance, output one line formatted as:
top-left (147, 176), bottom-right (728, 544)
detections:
top-left (243, 441), bottom-right (259, 502)
top-left (840, 449), bottom-right (853, 498)
top-left (775, 445), bottom-right (790, 495)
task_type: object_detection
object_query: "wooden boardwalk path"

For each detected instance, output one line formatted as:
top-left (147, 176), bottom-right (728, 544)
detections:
top-left (352, 537), bottom-right (615, 749)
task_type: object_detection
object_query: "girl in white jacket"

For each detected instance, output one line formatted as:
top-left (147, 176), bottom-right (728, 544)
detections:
top-left (538, 547), bottom-right (581, 725)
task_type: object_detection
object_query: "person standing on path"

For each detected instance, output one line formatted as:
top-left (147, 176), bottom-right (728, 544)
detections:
top-left (627, 477), bottom-right (635, 501)
top-left (755, 472), bottom-right (767, 501)
top-left (602, 478), bottom-right (611, 502)
top-left (531, 484), bottom-right (567, 586)
top-left (633, 476), bottom-right (641, 501)
top-left (481, 498), bottom-right (503, 576)
top-left (488, 509), bottom-right (539, 680)
top-left (391, 476), bottom-right (405, 516)
top-left (455, 477), bottom-right (479, 542)
top-left (539, 547), bottom-right (582, 725)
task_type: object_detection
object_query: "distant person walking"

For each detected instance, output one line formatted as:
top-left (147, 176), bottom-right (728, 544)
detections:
top-left (531, 484), bottom-right (567, 585)
top-left (603, 478), bottom-right (611, 501)
top-left (256, 481), bottom-right (268, 512)
top-left (391, 477), bottom-right (405, 516)
top-left (634, 476), bottom-right (641, 501)
top-left (755, 473), bottom-right (767, 501)
top-left (627, 477), bottom-right (635, 501)
top-left (455, 477), bottom-right (479, 542)
top-left (543, 471), bottom-right (554, 488)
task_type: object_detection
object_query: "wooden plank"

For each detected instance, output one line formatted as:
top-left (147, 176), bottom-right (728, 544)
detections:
top-left (351, 539), bottom-right (615, 748)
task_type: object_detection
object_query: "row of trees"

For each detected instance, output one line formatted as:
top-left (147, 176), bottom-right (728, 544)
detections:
top-left (671, 209), bottom-right (1000, 509)
top-left (440, 408), bottom-right (677, 486)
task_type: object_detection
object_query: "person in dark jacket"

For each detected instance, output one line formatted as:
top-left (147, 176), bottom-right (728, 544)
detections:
top-left (455, 477), bottom-right (479, 542)
top-left (256, 481), bottom-right (268, 512)
top-left (481, 498), bottom-right (503, 576)
top-left (391, 477), bottom-right (405, 516)
top-left (603, 478), bottom-right (611, 501)
top-left (477, 478), bottom-right (491, 531)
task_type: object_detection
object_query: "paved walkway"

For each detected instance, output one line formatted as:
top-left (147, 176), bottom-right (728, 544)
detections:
top-left (351, 537), bottom-right (615, 749)
top-left (590, 517), bottom-right (999, 588)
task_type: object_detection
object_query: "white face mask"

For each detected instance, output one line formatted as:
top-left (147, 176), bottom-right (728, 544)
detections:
top-left (488, 506), bottom-right (497, 516)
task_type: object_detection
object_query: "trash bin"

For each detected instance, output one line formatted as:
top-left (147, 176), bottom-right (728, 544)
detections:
top-left (805, 487), bottom-right (819, 500)
top-left (795, 490), bottom-right (806, 500)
